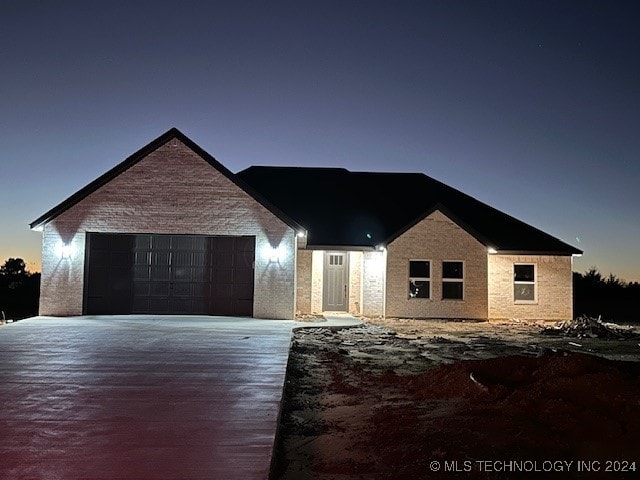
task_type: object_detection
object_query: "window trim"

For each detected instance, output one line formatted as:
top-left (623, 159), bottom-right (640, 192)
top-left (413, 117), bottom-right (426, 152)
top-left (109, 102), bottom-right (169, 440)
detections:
top-left (442, 260), bottom-right (464, 301)
top-left (514, 262), bottom-right (537, 304)
top-left (408, 259), bottom-right (431, 300)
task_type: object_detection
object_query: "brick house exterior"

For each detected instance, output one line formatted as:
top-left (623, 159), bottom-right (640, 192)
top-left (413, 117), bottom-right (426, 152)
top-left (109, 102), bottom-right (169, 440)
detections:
top-left (32, 130), bottom-right (300, 320)
top-left (32, 129), bottom-right (581, 321)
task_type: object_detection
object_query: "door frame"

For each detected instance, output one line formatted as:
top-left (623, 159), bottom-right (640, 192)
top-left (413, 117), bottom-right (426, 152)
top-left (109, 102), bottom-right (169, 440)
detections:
top-left (322, 251), bottom-right (349, 311)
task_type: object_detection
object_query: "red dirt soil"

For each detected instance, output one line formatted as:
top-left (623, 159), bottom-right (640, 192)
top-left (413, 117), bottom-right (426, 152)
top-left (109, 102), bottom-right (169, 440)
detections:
top-left (278, 350), bottom-right (640, 479)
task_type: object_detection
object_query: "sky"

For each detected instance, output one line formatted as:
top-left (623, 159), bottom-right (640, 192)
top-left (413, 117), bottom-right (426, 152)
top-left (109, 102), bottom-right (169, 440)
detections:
top-left (1, 0), bottom-right (639, 281)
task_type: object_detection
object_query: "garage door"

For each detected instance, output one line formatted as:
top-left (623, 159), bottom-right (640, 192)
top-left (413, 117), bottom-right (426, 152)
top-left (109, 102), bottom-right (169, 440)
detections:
top-left (85, 233), bottom-right (255, 316)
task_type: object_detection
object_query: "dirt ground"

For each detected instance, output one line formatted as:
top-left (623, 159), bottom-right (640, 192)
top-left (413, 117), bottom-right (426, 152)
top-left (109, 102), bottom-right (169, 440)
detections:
top-left (271, 319), bottom-right (640, 479)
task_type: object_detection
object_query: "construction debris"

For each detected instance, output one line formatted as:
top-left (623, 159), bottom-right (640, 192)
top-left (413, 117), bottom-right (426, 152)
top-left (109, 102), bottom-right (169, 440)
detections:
top-left (541, 315), bottom-right (637, 339)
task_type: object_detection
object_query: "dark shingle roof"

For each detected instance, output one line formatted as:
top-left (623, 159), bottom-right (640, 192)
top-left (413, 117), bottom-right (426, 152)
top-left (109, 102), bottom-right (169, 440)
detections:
top-left (238, 166), bottom-right (582, 255)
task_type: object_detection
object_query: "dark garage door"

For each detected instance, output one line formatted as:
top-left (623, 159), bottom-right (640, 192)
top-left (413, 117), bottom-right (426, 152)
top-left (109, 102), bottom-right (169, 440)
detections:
top-left (85, 233), bottom-right (255, 316)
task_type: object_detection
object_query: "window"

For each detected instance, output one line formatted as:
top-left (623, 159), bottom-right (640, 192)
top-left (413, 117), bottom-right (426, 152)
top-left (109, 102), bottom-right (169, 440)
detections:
top-left (409, 260), bottom-right (430, 299)
top-left (514, 264), bottom-right (536, 302)
top-left (329, 254), bottom-right (343, 266)
top-left (442, 261), bottom-right (464, 300)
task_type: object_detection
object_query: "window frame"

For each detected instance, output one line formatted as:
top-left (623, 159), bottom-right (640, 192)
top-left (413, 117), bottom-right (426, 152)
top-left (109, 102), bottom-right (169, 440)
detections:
top-left (513, 263), bottom-right (537, 304)
top-left (408, 259), bottom-right (431, 300)
top-left (441, 260), bottom-right (464, 301)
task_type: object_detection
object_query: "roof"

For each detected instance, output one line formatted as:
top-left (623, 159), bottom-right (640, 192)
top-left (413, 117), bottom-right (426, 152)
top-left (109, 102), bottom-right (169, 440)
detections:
top-left (30, 128), bottom-right (303, 232)
top-left (238, 166), bottom-right (582, 255)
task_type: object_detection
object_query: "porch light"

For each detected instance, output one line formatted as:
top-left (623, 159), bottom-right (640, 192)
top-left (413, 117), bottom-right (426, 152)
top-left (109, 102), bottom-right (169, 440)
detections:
top-left (376, 245), bottom-right (386, 252)
top-left (297, 231), bottom-right (306, 238)
top-left (487, 247), bottom-right (498, 254)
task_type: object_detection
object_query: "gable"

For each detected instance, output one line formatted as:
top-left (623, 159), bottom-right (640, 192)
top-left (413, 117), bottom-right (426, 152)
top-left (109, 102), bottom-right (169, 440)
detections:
top-left (30, 128), bottom-right (301, 233)
top-left (388, 208), bottom-right (486, 251)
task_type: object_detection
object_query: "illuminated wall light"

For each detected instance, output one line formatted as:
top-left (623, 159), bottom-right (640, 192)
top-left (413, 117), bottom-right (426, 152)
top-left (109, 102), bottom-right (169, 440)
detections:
top-left (262, 243), bottom-right (285, 263)
top-left (297, 231), bottom-right (306, 238)
top-left (55, 241), bottom-right (76, 260)
top-left (487, 247), bottom-right (498, 254)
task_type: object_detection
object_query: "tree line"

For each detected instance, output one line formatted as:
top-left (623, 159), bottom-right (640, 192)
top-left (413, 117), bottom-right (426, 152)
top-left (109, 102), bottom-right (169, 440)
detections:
top-left (573, 268), bottom-right (639, 323)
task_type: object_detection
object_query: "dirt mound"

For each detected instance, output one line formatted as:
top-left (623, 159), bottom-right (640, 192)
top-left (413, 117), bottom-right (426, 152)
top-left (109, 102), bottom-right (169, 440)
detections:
top-left (389, 352), bottom-right (640, 461)
top-left (407, 351), bottom-right (640, 400)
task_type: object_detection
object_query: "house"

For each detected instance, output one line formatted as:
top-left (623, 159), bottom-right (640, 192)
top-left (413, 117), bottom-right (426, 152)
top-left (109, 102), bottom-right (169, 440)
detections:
top-left (31, 128), bottom-right (581, 321)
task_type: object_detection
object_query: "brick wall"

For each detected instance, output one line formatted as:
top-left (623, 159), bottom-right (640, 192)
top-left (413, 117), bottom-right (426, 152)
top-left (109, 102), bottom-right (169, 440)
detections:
top-left (310, 250), bottom-right (324, 313)
top-left (296, 249), bottom-right (363, 315)
top-left (296, 249), bottom-right (312, 314)
top-left (348, 251), bottom-right (362, 314)
top-left (385, 210), bottom-right (488, 319)
top-left (39, 137), bottom-right (296, 319)
top-left (488, 254), bottom-right (573, 321)
top-left (362, 250), bottom-right (385, 317)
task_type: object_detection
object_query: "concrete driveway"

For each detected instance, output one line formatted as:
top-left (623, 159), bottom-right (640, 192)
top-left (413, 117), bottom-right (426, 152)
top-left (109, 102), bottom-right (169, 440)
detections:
top-left (0, 316), bottom-right (295, 480)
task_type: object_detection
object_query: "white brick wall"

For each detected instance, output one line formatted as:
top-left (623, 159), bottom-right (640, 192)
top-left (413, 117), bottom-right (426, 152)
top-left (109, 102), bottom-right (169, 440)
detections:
top-left (310, 250), bottom-right (324, 313)
top-left (348, 251), bottom-right (363, 314)
top-left (385, 210), bottom-right (488, 319)
top-left (362, 250), bottom-right (385, 317)
top-left (39, 138), bottom-right (296, 319)
top-left (488, 254), bottom-right (573, 321)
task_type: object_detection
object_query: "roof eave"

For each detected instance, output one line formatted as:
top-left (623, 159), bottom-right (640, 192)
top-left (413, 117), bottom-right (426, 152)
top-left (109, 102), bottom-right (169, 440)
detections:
top-left (303, 243), bottom-right (378, 251)
top-left (492, 249), bottom-right (583, 256)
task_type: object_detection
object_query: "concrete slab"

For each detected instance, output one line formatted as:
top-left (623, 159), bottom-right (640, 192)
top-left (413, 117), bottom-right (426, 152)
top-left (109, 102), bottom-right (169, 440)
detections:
top-left (311, 312), bottom-right (363, 329)
top-left (0, 316), bottom-right (295, 480)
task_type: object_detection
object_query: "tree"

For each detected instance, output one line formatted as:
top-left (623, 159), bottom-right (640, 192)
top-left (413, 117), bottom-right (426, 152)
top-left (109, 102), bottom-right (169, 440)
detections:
top-left (1, 258), bottom-right (30, 290)
top-left (0, 258), bottom-right (40, 320)
top-left (574, 266), bottom-right (639, 323)
top-left (0, 258), bottom-right (27, 277)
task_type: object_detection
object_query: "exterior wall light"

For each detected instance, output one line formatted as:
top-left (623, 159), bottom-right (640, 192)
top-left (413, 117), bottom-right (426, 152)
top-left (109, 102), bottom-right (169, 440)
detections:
top-left (487, 247), bottom-right (498, 254)
top-left (297, 231), bottom-right (306, 238)
top-left (55, 241), bottom-right (76, 260)
top-left (262, 244), bottom-right (285, 263)
top-left (376, 245), bottom-right (386, 252)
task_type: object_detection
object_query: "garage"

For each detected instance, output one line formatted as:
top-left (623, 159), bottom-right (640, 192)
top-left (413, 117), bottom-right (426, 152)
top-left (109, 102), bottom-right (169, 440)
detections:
top-left (85, 233), bottom-right (255, 316)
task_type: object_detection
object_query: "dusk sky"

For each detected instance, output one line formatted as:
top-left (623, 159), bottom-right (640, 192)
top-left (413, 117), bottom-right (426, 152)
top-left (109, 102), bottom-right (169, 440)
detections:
top-left (1, 1), bottom-right (639, 281)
